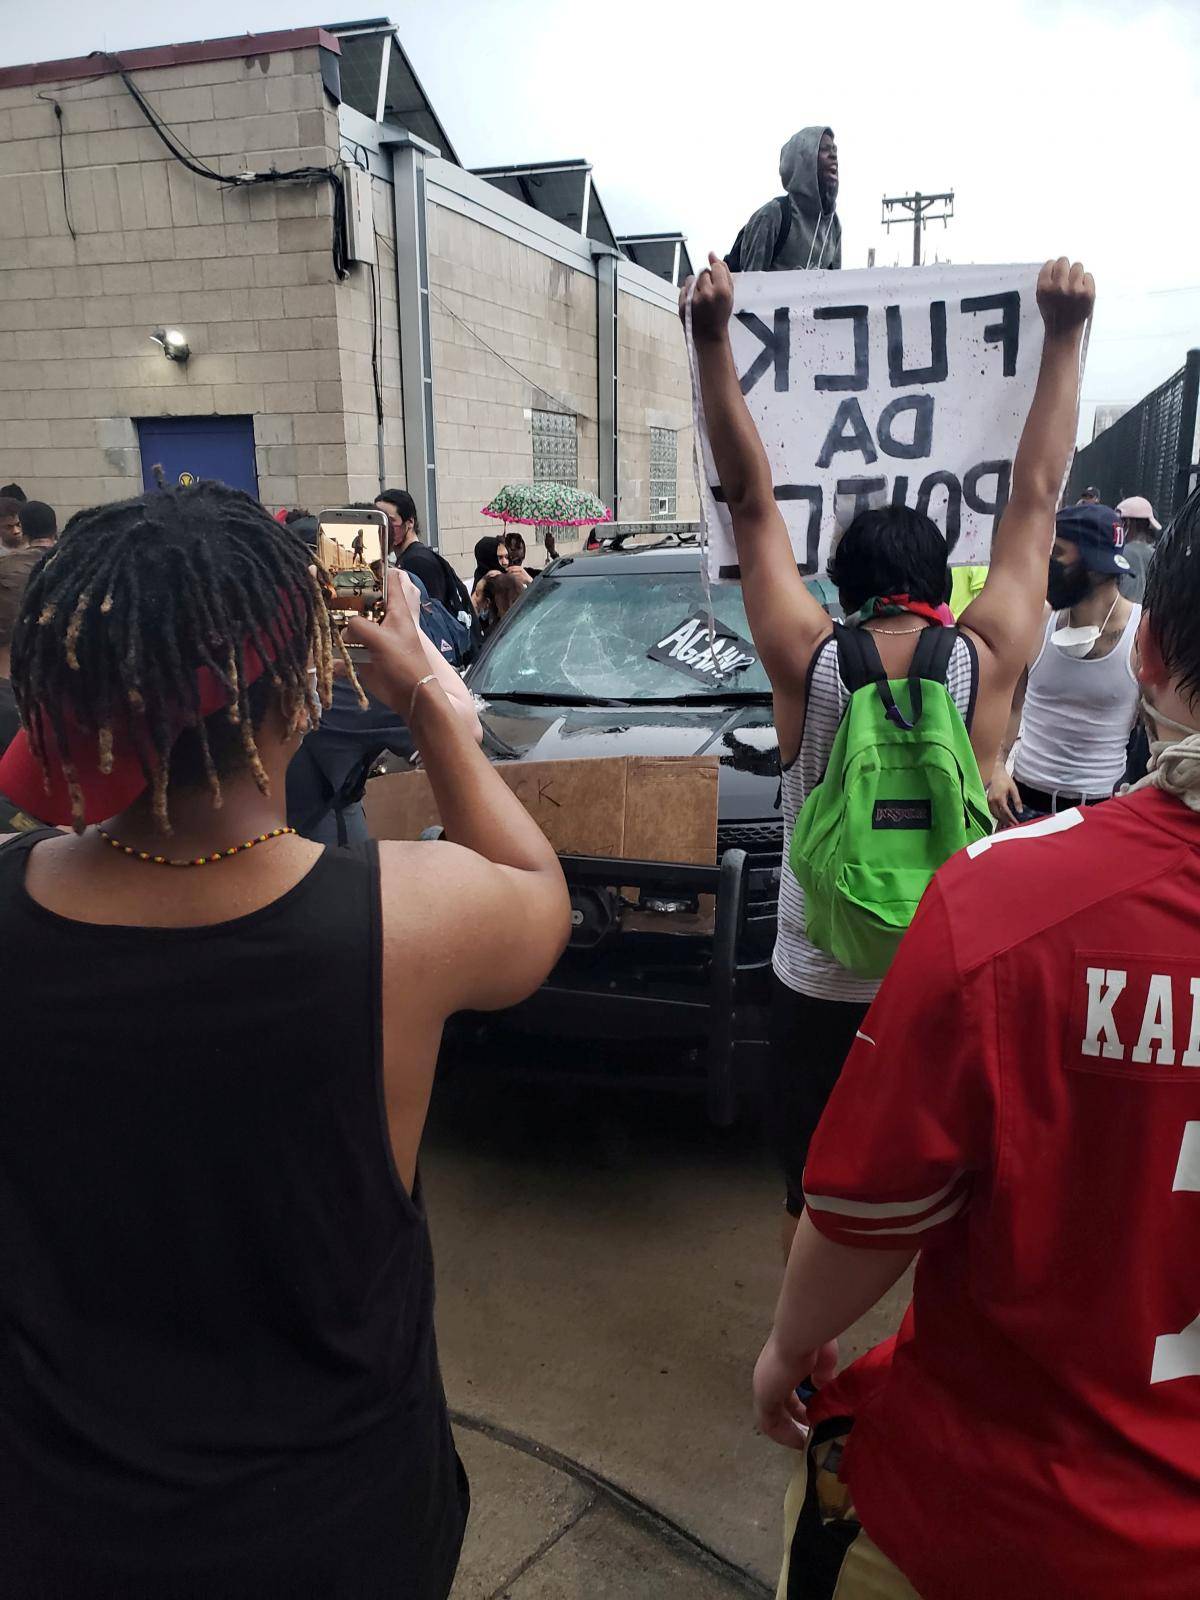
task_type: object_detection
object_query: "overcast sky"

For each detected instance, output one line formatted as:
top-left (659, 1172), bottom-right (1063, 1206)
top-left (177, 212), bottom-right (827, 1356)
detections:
top-left (6, 0), bottom-right (1198, 442)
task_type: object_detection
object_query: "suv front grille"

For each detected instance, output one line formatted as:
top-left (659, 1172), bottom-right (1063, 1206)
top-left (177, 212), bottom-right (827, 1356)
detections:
top-left (717, 820), bottom-right (784, 855)
top-left (717, 819), bottom-right (783, 918)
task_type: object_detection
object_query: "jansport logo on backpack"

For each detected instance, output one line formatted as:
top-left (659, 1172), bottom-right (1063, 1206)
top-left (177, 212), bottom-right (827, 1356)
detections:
top-left (871, 799), bottom-right (932, 830)
top-left (789, 625), bottom-right (990, 979)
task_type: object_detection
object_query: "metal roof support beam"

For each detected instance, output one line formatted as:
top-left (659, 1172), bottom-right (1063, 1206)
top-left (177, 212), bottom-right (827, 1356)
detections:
top-left (472, 161), bottom-right (590, 178)
top-left (594, 246), bottom-right (620, 519)
top-left (580, 167), bottom-right (592, 237)
top-left (387, 134), bottom-right (440, 547)
top-left (374, 29), bottom-right (393, 125)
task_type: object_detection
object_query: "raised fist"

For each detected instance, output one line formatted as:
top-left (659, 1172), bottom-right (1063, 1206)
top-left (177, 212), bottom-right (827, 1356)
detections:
top-left (680, 252), bottom-right (735, 344)
top-left (1036, 257), bottom-right (1095, 338)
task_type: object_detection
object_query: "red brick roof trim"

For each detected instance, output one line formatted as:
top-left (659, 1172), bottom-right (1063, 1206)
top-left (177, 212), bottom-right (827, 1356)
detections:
top-left (0, 28), bottom-right (341, 90)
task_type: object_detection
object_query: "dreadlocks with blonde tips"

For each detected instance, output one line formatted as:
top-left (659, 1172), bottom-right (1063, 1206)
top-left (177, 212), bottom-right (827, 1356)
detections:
top-left (11, 481), bottom-right (365, 833)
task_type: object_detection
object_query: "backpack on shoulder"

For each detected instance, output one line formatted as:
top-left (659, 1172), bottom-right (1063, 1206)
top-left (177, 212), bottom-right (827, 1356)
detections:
top-left (789, 625), bottom-right (990, 979)
top-left (725, 195), bottom-right (792, 272)
top-left (417, 590), bottom-right (472, 667)
top-left (402, 547), bottom-right (483, 665)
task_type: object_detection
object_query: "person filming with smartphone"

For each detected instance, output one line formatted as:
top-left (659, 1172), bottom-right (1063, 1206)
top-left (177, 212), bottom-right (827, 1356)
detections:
top-left (0, 481), bottom-right (570, 1599)
top-left (285, 507), bottom-right (480, 845)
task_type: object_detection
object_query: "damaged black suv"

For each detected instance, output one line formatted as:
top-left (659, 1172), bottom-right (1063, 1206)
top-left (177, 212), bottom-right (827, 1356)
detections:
top-left (460, 538), bottom-right (839, 1122)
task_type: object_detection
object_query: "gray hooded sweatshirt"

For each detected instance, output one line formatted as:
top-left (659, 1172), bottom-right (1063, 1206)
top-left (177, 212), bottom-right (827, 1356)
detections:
top-left (737, 126), bottom-right (842, 272)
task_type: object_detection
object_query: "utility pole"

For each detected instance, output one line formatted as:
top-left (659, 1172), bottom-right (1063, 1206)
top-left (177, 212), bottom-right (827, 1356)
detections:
top-left (881, 189), bottom-right (954, 266)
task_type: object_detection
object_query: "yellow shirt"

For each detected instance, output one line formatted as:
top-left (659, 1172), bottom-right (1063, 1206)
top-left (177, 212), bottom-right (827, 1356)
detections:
top-left (949, 565), bottom-right (988, 619)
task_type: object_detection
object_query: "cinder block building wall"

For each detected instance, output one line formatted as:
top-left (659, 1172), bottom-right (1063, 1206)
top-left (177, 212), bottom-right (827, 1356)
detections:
top-left (0, 36), bottom-right (392, 516)
top-left (427, 202), bottom-right (599, 562)
top-left (422, 156), bottom-right (696, 566)
top-left (618, 292), bottom-right (698, 524)
top-left (0, 24), bottom-right (698, 577)
top-left (334, 171), bottom-right (406, 506)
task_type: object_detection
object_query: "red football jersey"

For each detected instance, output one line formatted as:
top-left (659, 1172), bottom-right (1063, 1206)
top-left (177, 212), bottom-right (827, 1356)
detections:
top-left (804, 785), bottom-right (1200, 1600)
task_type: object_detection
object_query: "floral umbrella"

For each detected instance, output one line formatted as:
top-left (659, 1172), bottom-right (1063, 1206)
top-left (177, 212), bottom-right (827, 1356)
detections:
top-left (481, 482), bottom-right (612, 529)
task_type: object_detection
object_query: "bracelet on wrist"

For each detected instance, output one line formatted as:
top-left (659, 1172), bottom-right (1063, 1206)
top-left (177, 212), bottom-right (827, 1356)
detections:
top-left (408, 673), bottom-right (438, 724)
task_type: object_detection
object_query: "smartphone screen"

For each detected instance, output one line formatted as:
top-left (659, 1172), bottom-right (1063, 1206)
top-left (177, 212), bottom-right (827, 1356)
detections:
top-left (316, 509), bottom-right (388, 657)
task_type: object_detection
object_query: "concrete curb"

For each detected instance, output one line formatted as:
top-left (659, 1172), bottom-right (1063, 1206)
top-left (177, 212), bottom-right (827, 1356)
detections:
top-left (451, 1410), bottom-right (773, 1598)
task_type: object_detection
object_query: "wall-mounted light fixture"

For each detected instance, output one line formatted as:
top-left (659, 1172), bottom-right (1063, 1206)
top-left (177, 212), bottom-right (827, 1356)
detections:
top-left (149, 327), bottom-right (191, 364)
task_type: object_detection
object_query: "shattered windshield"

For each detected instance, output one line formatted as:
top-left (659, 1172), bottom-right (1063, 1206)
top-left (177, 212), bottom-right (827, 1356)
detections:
top-left (470, 569), bottom-right (775, 700)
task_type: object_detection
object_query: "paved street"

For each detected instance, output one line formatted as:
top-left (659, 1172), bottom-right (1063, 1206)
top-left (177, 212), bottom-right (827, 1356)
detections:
top-left (422, 1058), bottom-right (909, 1595)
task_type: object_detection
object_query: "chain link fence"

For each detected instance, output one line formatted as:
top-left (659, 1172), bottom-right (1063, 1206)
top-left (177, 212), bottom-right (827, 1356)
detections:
top-left (1069, 349), bottom-right (1200, 524)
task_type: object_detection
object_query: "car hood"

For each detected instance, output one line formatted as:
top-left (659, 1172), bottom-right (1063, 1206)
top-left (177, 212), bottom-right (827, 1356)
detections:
top-left (477, 698), bottom-right (781, 822)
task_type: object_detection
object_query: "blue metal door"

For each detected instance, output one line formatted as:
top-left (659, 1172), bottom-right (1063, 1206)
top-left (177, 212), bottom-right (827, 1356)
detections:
top-left (136, 416), bottom-right (259, 497)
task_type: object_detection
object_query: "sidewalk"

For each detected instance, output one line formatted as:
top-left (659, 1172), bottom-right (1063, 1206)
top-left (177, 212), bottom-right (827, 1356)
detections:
top-left (425, 1074), bottom-right (908, 1588)
top-left (451, 1418), bottom-right (770, 1599)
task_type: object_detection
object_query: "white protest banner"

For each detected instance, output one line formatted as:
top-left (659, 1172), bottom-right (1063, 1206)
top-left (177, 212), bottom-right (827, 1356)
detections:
top-left (688, 263), bottom-right (1068, 583)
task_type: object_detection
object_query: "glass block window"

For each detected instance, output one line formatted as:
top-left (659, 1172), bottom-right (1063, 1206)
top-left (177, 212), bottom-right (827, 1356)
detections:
top-left (650, 426), bottom-right (677, 518)
top-left (531, 409), bottom-right (577, 486)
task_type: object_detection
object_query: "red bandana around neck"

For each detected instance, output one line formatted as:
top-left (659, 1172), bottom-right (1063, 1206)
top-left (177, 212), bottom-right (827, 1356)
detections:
top-left (858, 593), bottom-right (956, 628)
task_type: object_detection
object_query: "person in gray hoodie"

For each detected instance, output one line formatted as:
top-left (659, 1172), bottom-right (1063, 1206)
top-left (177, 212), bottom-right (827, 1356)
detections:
top-left (732, 126), bottom-right (841, 272)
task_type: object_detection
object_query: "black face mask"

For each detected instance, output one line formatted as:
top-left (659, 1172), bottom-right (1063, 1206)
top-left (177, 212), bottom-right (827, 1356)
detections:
top-left (1047, 558), bottom-right (1091, 611)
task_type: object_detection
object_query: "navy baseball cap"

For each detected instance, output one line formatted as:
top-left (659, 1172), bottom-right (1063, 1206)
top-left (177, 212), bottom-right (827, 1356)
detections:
top-left (1055, 503), bottom-right (1132, 576)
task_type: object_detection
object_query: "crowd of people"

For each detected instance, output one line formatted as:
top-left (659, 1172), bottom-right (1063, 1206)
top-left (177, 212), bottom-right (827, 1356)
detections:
top-left (0, 236), bottom-right (1196, 1598)
top-left (375, 486), bottom-right (536, 648)
top-left (0, 485), bottom-right (545, 844)
top-left (689, 252), bottom-right (1199, 1599)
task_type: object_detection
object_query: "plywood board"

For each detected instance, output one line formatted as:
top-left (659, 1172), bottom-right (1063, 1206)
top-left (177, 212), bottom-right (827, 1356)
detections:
top-left (363, 755), bottom-right (718, 865)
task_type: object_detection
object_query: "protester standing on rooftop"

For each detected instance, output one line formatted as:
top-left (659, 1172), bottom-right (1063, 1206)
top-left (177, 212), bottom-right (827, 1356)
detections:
top-left (731, 127), bottom-right (842, 272)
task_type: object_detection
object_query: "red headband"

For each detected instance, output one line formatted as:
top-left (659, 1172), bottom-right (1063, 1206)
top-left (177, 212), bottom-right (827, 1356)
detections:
top-left (0, 637), bottom-right (278, 828)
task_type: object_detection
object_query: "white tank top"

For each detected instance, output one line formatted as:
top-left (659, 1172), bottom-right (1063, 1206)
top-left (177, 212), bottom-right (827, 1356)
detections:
top-left (1015, 604), bottom-right (1141, 798)
top-left (774, 628), bottom-right (978, 1003)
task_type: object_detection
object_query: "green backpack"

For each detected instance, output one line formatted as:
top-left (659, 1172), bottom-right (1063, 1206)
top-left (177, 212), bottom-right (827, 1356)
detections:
top-left (789, 625), bottom-right (990, 979)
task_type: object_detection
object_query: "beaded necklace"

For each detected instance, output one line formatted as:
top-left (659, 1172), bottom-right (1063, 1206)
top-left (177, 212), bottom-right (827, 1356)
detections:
top-left (97, 826), bottom-right (296, 868)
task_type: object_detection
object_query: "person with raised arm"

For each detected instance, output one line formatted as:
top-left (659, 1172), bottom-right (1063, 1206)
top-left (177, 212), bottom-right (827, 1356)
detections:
top-left (754, 487), bottom-right (1200, 1600)
top-left (685, 255), bottom-right (1093, 1251)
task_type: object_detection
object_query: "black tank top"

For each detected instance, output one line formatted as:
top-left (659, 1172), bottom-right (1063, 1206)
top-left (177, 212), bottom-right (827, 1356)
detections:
top-left (0, 833), bottom-right (467, 1598)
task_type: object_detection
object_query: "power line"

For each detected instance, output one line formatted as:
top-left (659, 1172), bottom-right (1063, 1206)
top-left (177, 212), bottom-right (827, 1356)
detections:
top-left (36, 93), bottom-right (75, 241)
top-left (427, 289), bottom-right (591, 420)
top-left (92, 51), bottom-right (349, 279)
top-left (881, 190), bottom-right (954, 267)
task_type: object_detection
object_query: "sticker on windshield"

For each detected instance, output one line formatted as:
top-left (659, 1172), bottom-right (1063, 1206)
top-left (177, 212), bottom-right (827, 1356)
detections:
top-left (647, 612), bottom-right (758, 684)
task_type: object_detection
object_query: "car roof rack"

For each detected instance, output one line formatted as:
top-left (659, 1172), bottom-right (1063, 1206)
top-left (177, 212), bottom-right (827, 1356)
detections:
top-left (589, 521), bottom-right (701, 552)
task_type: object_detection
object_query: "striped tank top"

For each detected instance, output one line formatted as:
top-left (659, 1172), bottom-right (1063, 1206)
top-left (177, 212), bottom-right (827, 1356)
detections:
top-left (774, 627), bottom-right (978, 1003)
